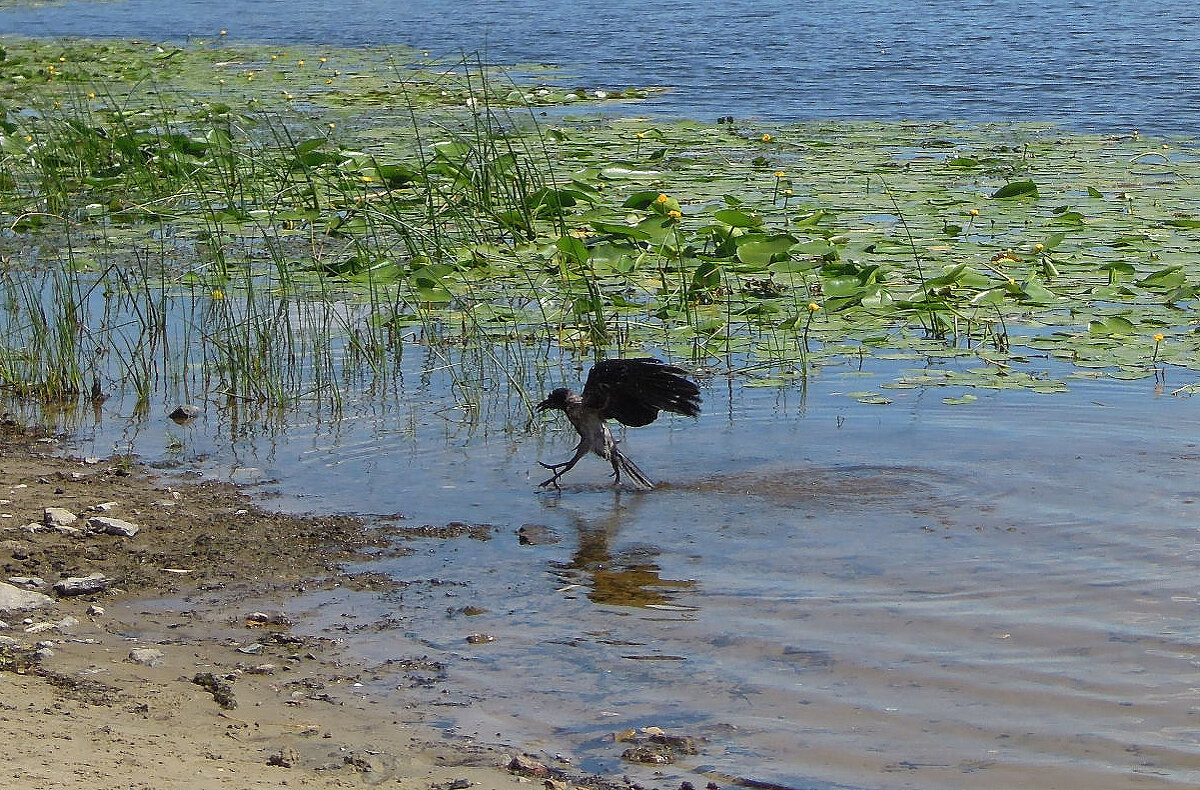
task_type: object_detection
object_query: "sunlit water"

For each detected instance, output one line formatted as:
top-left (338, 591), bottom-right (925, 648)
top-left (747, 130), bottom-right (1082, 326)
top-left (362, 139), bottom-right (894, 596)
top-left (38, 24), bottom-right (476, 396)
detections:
top-left (8, 1), bottom-right (1200, 787)
top-left (5, 0), bottom-right (1200, 136)
top-left (52, 351), bottom-right (1200, 790)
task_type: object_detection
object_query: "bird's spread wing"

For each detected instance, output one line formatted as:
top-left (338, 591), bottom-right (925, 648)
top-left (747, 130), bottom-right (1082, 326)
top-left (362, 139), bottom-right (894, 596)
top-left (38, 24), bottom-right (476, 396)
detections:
top-left (581, 358), bottom-right (701, 427)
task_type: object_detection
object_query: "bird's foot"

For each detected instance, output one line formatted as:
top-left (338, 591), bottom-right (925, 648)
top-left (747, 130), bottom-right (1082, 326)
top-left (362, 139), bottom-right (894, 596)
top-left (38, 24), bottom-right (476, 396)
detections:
top-left (538, 460), bottom-right (567, 489)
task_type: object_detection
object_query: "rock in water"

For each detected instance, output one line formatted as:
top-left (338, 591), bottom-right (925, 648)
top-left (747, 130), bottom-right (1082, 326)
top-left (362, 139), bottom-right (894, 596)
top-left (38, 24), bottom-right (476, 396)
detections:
top-left (168, 404), bottom-right (202, 423)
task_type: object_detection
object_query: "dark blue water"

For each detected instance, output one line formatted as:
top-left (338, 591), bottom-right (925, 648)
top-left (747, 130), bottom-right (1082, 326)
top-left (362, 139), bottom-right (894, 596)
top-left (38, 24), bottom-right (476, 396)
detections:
top-left (4, 0), bottom-right (1200, 136)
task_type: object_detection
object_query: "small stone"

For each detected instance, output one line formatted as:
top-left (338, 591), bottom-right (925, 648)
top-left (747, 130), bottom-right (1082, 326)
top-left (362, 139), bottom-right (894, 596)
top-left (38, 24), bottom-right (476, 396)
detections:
top-left (90, 502), bottom-right (119, 512)
top-left (465, 633), bottom-right (496, 645)
top-left (506, 754), bottom-right (550, 778)
top-left (237, 643), bottom-right (264, 655)
top-left (54, 573), bottom-right (110, 597)
top-left (267, 747), bottom-right (299, 768)
top-left (245, 611), bottom-right (291, 627)
top-left (343, 752), bottom-right (382, 773)
top-left (0, 581), bottom-right (55, 612)
top-left (622, 746), bottom-right (673, 764)
top-left (128, 648), bottom-right (165, 666)
top-left (246, 663), bottom-right (277, 675)
top-left (55, 615), bottom-right (79, 632)
top-left (43, 507), bottom-right (77, 527)
top-left (516, 523), bottom-right (560, 545)
top-left (34, 646), bottom-right (54, 660)
top-left (87, 516), bottom-right (140, 537)
top-left (6, 576), bottom-right (45, 589)
top-left (168, 404), bottom-right (202, 423)
top-left (86, 604), bottom-right (105, 617)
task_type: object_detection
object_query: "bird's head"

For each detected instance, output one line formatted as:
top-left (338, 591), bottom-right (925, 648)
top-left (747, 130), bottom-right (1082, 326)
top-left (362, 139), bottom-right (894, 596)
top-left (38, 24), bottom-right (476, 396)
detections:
top-left (537, 388), bottom-right (571, 412)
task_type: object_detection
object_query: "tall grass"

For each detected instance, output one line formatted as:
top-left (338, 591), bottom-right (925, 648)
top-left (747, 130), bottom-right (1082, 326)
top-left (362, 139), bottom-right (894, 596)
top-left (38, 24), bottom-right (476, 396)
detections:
top-left (0, 51), bottom-right (802, 429)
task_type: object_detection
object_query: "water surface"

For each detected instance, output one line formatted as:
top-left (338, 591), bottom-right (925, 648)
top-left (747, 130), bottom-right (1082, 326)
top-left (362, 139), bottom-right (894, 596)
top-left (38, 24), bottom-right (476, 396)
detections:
top-left (83, 351), bottom-right (1200, 790)
top-left (5, 0), bottom-right (1200, 136)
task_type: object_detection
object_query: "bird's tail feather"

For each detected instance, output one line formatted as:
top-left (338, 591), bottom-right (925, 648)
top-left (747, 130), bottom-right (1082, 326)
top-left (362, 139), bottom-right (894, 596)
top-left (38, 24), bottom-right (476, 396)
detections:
top-left (614, 448), bottom-right (655, 490)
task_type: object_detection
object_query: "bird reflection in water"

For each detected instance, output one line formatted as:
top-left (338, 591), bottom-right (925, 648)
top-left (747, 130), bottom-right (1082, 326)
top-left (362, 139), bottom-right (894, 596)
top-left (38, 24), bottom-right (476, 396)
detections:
top-left (549, 503), bottom-right (696, 608)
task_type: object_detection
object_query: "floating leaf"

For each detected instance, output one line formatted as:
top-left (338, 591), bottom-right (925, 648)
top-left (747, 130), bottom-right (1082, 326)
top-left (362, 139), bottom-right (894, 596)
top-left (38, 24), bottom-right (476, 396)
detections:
top-left (737, 234), bottom-right (797, 267)
top-left (1137, 266), bottom-right (1186, 290)
top-left (1087, 316), bottom-right (1136, 336)
top-left (714, 208), bottom-right (764, 228)
top-left (990, 180), bottom-right (1039, 199)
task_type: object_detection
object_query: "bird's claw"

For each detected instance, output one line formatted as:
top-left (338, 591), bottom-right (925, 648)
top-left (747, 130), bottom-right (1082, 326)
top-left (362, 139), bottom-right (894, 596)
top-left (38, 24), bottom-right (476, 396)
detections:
top-left (538, 460), bottom-right (566, 489)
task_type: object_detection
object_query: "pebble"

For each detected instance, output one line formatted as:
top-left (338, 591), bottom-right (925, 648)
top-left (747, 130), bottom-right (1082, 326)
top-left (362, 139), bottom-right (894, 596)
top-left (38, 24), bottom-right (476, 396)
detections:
top-left (87, 604), bottom-right (105, 616)
top-left (7, 576), bottom-right (45, 589)
top-left (507, 754), bottom-right (550, 778)
top-left (0, 581), bottom-right (55, 612)
top-left (87, 516), bottom-right (140, 537)
top-left (54, 573), bottom-right (110, 597)
top-left (168, 404), bottom-right (202, 423)
top-left (245, 611), bottom-right (292, 627)
top-left (267, 747), bottom-right (299, 768)
top-left (128, 647), bottom-right (166, 666)
top-left (516, 523), bottom-right (560, 545)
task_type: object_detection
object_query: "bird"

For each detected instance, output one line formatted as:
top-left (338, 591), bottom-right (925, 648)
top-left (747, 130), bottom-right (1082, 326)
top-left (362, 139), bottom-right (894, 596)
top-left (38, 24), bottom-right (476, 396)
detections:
top-left (536, 358), bottom-right (701, 490)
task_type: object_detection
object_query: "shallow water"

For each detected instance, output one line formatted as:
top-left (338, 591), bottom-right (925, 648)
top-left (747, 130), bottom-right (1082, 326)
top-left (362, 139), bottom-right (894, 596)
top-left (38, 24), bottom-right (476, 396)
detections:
top-left (99, 351), bottom-right (1200, 790)
top-left (9, 1), bottom-right (1200, 786)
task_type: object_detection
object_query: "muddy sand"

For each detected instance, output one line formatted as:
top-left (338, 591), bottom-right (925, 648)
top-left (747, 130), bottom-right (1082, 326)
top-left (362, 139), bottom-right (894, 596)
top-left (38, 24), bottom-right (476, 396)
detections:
top-left (0, 419), bottom-right (629, 790)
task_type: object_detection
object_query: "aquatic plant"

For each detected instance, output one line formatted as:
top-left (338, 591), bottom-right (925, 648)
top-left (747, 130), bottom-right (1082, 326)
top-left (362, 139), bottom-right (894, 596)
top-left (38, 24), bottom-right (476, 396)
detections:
top-left (3, 34), bottom-right (1200, 428)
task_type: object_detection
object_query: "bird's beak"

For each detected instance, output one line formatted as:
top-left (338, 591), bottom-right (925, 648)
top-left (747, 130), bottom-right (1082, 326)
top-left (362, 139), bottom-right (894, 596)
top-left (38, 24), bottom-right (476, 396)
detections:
top-left (536, 397), bottom-right (553, 412)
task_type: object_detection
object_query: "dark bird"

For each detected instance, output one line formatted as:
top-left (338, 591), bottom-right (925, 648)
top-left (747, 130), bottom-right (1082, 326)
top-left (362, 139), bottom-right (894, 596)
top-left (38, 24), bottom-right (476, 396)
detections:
top-left (537, 358), bottom-right (701, 490)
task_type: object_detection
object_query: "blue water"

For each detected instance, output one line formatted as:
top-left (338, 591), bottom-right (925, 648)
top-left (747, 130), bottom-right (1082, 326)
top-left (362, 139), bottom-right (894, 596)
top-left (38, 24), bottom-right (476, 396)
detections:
top-left (4, 0), bottom-right (1200, 136)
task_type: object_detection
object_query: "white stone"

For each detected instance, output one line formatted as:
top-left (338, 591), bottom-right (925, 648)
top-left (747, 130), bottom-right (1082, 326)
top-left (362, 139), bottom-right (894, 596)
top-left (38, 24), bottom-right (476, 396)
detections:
top-left (43, 507), bottom-right (77, 527)
top-left (0, 581), bottom-right (54, 612)
top-left (88, 516), bottom-right (140, 537)
top-left (53, 573), bottom-right (109, 596)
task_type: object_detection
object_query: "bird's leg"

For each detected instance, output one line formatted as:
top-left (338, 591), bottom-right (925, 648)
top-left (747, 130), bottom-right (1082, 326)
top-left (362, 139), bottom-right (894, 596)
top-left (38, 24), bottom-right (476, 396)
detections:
top-left (610, 445), bottom-right (655, 490)
top-left (538, 441), bottom-right (589, 489)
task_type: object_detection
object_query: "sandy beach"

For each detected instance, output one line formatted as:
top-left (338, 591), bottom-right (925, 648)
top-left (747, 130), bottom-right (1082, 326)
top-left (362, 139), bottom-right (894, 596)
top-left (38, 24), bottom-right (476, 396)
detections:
top-left (0, 419), bottom-right (622, 790)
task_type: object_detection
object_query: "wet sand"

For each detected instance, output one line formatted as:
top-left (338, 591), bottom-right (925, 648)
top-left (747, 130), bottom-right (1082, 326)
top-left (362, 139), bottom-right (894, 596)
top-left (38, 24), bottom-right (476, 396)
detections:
top-left (0, 420), bottom-right (610, 790)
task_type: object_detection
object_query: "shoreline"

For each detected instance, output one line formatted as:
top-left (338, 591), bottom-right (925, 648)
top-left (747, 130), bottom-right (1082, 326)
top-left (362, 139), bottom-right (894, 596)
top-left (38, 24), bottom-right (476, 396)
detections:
top-left (0, 421), bottom-right (619, 790)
